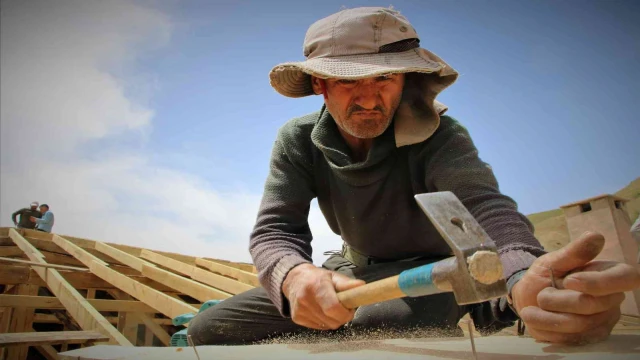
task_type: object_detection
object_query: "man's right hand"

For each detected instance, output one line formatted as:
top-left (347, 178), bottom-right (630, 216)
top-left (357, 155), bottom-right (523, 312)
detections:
top-left (282, 263), bottom-right (365, 330)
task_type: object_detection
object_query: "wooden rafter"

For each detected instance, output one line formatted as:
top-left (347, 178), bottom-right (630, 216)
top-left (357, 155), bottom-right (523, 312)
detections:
top-left (50, 235), bottom-right (198, 320)
top-left (0, 264), bottom-right (181, 293)
top-left (140, 249), bottom-right (253, 295)
top-left (0, 295), bottom-right (160, 313)
top-left (195, 257), bottom-right (260, 287)
top-left (0, 331), bottom-right (109, 347)
top-left (0, 256), bottom-right (89, 271)
top-left (16, 228), bottom-right (257, 273)
top-left (7, 229), bottom-right (131, 346)
top-left (108, 290), bottom-right (171, 346)
top-left (95, 242), bottom-right (232, 301)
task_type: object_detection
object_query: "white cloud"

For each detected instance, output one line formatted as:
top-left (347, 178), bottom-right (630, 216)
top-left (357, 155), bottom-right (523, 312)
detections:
top-left (0, 0), bottom-right (341, 265)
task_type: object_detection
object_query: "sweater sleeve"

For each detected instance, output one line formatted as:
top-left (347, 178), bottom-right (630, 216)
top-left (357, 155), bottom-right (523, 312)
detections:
top-left (423, 116), bottom-right (546, 329)
top-left (11, 209), bottom-right (22, 224)
top-left (249, 123), bottom-right (316, 317)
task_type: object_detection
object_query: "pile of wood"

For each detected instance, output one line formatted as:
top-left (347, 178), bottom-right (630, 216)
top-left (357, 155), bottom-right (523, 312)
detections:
top-left (0, 227), bottom-right (258, 359)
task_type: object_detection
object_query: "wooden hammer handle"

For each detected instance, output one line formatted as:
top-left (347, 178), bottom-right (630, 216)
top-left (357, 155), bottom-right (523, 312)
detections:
top-left (336, 275), bottom-right (405, 309)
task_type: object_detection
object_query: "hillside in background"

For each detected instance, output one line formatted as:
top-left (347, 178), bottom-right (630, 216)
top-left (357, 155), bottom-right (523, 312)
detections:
top-left (528, 177), bottom-right (640, 252)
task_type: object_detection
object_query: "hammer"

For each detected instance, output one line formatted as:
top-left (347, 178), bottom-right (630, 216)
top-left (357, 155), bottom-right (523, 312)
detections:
top-left (337, 191), bottom-right (507, 308)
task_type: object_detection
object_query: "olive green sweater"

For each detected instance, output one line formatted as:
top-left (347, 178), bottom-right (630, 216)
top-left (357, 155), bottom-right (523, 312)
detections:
top-left (250, 107), bottom-right (545, 317)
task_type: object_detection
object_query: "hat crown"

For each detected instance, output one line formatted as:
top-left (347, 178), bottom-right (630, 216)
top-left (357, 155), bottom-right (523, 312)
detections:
top-left (303, 7), bottom-right (418, 59)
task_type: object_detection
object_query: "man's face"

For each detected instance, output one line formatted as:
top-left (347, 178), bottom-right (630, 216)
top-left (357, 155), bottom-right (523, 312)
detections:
top-left (312, 74), bottom-right (405, 139)
top-left (39, 206), bottom-right (48, 213)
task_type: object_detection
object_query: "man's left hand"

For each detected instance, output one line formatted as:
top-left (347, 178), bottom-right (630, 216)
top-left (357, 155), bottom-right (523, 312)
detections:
top-left (511, 231), bottom-right (640, 344)
top-left (29, 216), bottom-right (36, 222)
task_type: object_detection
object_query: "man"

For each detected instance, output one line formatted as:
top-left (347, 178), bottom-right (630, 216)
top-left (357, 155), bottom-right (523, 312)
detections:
top-left (11, 201), bottom-right (41, 229)
top-left (188, 7), bottom-right (640, 345)
top-left (30, 204), bottom-right (54, 233)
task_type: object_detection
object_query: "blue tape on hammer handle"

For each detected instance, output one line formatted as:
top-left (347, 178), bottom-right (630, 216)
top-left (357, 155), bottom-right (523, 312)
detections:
top-left (398, 263), bottom-right (445, 297)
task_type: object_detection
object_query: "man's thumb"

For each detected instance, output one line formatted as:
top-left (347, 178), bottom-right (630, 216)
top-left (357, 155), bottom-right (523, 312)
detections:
top-left (536, 231), bottom-right (605, 273)
top-left (332, 273), bottom-right (365, 292)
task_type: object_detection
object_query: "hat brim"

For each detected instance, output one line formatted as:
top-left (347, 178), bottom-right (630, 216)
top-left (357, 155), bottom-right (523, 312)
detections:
top-left (269, 48), bottom-right (448, 98)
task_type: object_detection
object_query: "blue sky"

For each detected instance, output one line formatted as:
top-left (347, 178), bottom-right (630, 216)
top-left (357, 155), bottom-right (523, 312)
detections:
top-left (142, 0), bottom-right (639, 212)
top-left (2, 0), bottom-right (638, 263)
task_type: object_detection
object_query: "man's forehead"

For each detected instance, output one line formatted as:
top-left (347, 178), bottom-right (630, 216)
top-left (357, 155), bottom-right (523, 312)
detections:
top-left (326, 73), bottom-right (404, 80)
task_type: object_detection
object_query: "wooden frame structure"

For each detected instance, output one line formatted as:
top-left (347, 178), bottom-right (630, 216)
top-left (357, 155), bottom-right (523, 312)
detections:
top-left (0, 227), bottom-right (258, 360)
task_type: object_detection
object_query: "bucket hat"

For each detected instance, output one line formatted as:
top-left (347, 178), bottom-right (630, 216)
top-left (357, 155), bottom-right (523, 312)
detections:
top-left (269, 7), bottom-right (459, 146)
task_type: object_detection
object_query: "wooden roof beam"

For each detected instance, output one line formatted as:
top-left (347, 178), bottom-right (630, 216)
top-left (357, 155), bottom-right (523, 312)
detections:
top-left (51, 235), bottom-right (198, 320)
top-left (140, 249), bottom-right (253, 295)
top-left (8, 229), bottom-right (130, 346)
top-left (0, 295), bottom-right (160, 313)
top-left (195, 257), bottom-right (260, 287)
top-left (95, 242), bottom-right (232, 301)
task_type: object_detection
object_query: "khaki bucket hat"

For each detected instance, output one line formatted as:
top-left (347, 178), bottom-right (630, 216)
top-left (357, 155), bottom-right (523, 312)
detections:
top-left (269, 7), bottom-right (459, 146)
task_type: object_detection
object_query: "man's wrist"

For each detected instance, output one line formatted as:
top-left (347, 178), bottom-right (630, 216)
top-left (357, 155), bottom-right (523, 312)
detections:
top-left (506, 269), bottom-right (527, 316)
top-left (282, 263), bottom-right (315, 297)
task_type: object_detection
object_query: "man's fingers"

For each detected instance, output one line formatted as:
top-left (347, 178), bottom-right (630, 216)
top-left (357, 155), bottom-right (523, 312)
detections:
top-left (537, 287), bottom-right (625, 315)
top-left (519, 305), bottom-right (618, 333)
top-left (332, 273), bottom-right (365, 292)
top-left (293, 313), bottom-right (330, 330)
top-left (564, 263), bottom-right (640, 296)
top-left (527, 325), bottom-right (613, 345)
top-left (532, 232), bottom-right (604, 274)
top-left (315, 277), bottom-right (356, 327)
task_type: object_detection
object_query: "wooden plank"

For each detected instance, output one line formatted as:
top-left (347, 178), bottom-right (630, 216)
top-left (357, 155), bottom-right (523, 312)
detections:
top-left (8, 229), bottom-right (131, 346)
top-left (0, 246), bottom-right (25, 257)
top-left (95, 242), bottom-right (231, 301)
top-left (0, 264), bottom-right (179, 293)
top-left (0, 295), bottom-right (158, 313)
top-left (52, 235), bottom-right (198, 321)
top-left (195, 257), bottom-right (260, 287)
top-left (22, 236), bottom-right (126, 267)
top-left (6, 228), bottom-right (255, 273)
top-left (141, 264), bottom-right (231, 301)
top-left (143, 326), bottom-right (154, 346)
top-left (0, 307), bottom-right (12, 360)
top-left (33, 313), bottom-right (173, 326)
top-left (107, 290), bottom-right (172, 346)
top-left (118, 313), bottom-right (138, 345)
top-left (0, 331), bottom-right (109, 347)
top-left (35, 344), bottom-right (58, 360)
top-left (7, 284), bottom-right (38, 360)
top-left (0, 256), bottom-right (89, 271)
top-left (140, 250), bottom-right (253, 295)
top-left (87, 289), bottom-right (96, 299)
top-left (204, 258), bottom-right (257, 273)
top-left (0, 264), bottom-right (31, 284)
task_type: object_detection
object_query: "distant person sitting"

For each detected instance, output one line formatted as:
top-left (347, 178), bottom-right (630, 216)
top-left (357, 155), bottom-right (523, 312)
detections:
top-left (30, 204), bottom-right (54, 233)
top-left (11, 201), bottom-right (42, 229)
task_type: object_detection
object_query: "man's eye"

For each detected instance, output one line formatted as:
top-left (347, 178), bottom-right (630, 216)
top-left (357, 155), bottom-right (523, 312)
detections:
top-left (377, 75), bottom-right (394, 81)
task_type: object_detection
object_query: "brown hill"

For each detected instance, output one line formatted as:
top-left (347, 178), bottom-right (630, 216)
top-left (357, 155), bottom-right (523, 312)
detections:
top-left (527, 177), bottom-right (640, 251)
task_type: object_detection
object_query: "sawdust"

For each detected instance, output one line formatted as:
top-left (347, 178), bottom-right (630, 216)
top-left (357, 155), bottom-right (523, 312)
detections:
top-left (466, 251), bottom-right (503, 284)
top-left (259, 325), bottom-right (463, 346)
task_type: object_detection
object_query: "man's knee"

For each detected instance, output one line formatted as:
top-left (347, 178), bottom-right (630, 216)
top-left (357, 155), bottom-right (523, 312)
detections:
top-left (187, 306), bottom-right (233, 345)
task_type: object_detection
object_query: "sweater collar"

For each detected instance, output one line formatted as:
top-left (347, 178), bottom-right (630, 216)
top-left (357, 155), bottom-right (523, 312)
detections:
top-left (311, 107), bottom-right (397, 186)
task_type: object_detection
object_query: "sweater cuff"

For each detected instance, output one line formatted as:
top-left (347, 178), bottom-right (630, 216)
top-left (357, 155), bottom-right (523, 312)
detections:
top-left (499, 250), bottom-right (537, 280)
top-left (269, 254), bottom-right (311, 317)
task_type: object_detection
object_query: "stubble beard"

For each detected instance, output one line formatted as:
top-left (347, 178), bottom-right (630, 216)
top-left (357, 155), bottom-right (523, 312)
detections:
top-left (332, 95), bottom-right (403, 139)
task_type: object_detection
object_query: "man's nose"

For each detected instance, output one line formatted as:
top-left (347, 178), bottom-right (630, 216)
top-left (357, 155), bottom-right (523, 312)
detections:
top-left (353, 85), bottom-right (379, 110)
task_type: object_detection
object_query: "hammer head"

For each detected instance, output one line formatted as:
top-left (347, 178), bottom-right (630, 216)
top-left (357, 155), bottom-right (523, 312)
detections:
top-left (414, 192), bottom-right (508, 305)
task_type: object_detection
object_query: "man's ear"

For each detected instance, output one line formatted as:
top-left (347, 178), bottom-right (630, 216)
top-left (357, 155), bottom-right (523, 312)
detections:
top-left (310, 76), bottom-right (323, 95)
